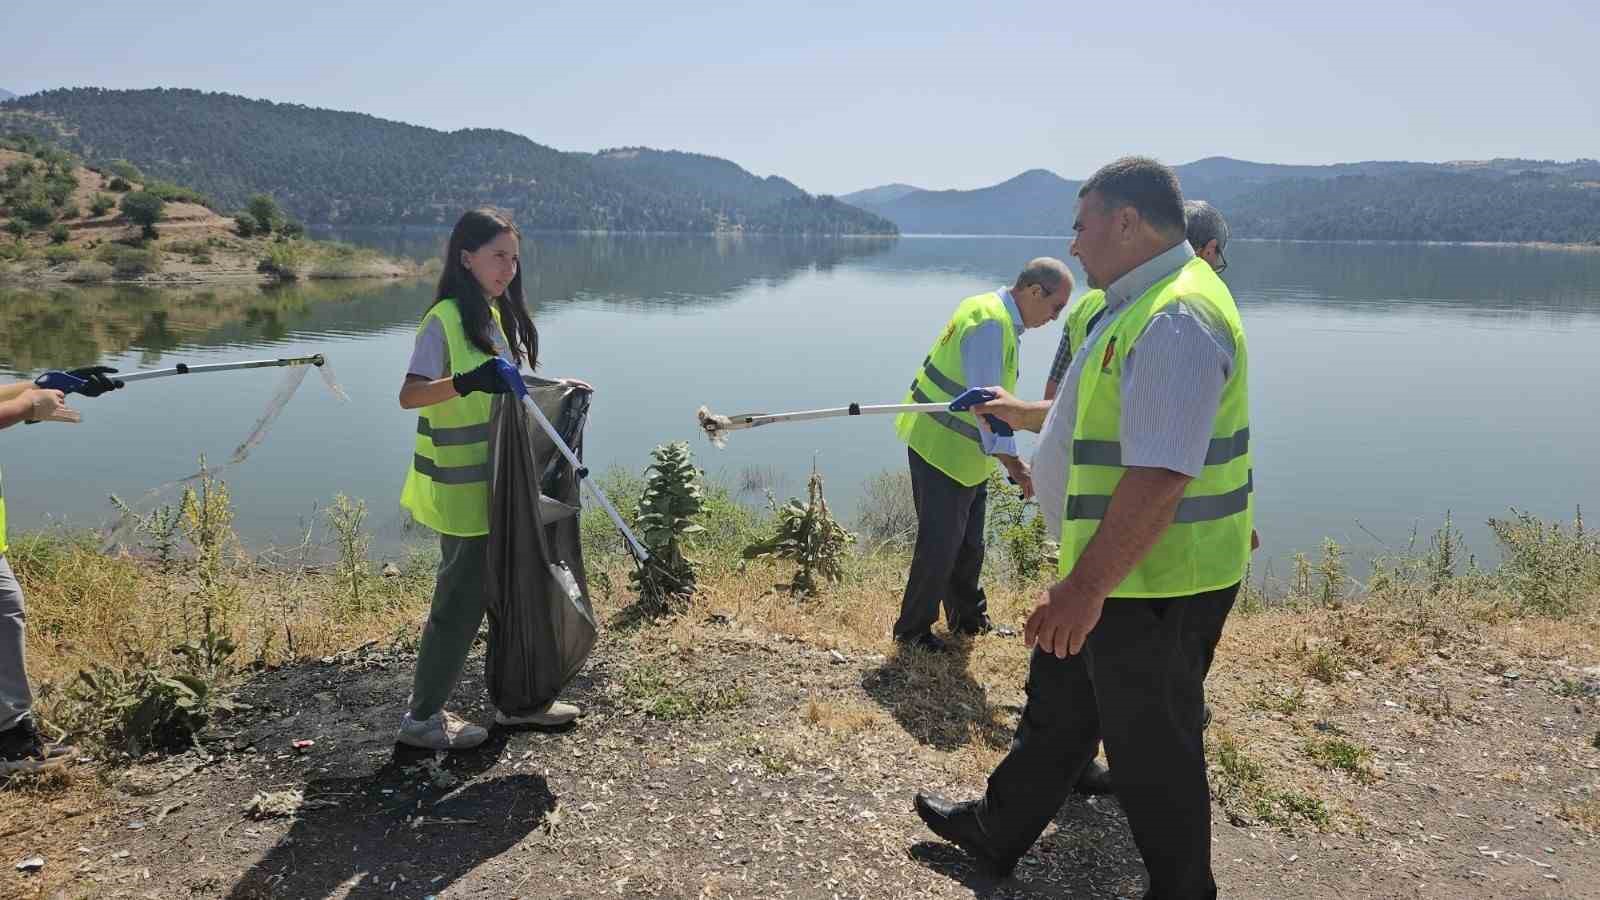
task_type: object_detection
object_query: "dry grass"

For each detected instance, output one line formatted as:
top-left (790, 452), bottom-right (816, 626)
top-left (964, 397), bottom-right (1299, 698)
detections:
top-left (1559, 797), bottom-right (1600, 833)
top-left (6, 472), bottom-right (1600, 898)
top-left (10, 529), bottom-right (437, 731)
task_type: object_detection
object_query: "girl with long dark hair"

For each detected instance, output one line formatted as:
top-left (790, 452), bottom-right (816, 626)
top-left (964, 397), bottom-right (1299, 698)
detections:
top-left (396, 208), bottom-right (581, 749)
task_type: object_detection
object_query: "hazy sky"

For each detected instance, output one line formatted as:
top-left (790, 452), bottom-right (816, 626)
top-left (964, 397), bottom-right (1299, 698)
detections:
top-left (3, 0), bottom-right (1596, 195)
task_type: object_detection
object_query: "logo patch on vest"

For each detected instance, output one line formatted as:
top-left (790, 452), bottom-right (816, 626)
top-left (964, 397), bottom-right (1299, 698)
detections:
top-left (1100, 336), bottom-right (1117, 373)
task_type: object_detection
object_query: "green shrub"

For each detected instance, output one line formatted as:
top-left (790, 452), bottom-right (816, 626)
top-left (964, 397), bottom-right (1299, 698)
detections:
top-left (44, 243), bottom-right (79, 264)
top-left (48, 223), bottom-right (70, 244)
top-left (278, 220), bottom-right (304, 239)
top-left (985, 470), bottom-right (1050, 582)
top-left (89, 192), bottom-right (117, 216)
top-left (64, 260), bottom-right (113, 283)
top-left (743, 470), bottom-right (854, 597)
top-left (3, 159), bottom-right (37, 185)
top-left (106, 159), bottom-right (145, 183)
top-left (234, 211), bottom-right (258, 237)
top-left (61, 618), bottom-right (237, 758)
top-left (15, 197), bottom-right (55, 228)
top-left (1489, 507), bottom-right (1600, 617)
top-left (106, 246), bottom-right (163, 277)
top-left (247, 194), bottom-right (283, 234)
top-left (120, 190), bottom-right (166, 238)
top-left (630, 442), bottom-right (705, 616)
top-left (108, 176), bottom-right (132, 193)
top-left (257, 241), bottom-right (306, 279)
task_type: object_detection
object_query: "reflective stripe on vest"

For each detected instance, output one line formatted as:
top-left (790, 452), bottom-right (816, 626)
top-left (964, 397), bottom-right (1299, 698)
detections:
top-left (399, 300), bottom-right (502, 537)
top-left (1059, 257), bottom-right (1252, 598)
top-left (894, 291), bottom-right (1019, 487)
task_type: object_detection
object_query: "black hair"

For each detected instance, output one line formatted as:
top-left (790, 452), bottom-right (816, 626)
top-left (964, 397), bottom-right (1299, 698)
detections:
top-left (1078, 156), bottom-right (1186, 240)
top-left (431, 207), bottom-right (538, 368)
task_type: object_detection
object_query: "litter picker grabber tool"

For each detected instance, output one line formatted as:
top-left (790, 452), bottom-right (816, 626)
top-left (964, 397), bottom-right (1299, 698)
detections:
top-left (697, 387), bottom-right (1013, 448)
top-left (34, 354), bottom-right (330, 394)
top-left (25, 355), bottom-right (340, 427)
top-left (496, 362), bottom-right (650, 563)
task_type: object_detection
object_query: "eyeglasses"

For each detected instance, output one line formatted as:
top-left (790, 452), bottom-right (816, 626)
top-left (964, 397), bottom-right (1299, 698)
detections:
top-left (1213, 249), bottom-right (1228, 274)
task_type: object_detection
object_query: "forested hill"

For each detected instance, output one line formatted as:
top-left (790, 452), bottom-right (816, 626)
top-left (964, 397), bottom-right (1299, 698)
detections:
top-left (0, 88), bottom-right (896, 235)
top-left (843, 156), bottom-right (1600, 244)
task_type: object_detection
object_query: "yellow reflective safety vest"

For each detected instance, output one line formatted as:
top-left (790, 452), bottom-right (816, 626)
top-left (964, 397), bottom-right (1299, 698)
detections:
top-left (1059, 258), bottom-right (1252, 597)
top-left (1063, 289), bottom-right (1107, 362)
top-left (399, 299), bottom-right (504, 537)
top-left (894, 291), bottom-right (1018, 487)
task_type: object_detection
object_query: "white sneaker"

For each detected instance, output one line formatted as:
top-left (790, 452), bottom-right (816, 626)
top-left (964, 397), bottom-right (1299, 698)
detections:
top-left (396, 710), bottom-right (488, 750)
top-left (494, 700), bottom-right (580, 728)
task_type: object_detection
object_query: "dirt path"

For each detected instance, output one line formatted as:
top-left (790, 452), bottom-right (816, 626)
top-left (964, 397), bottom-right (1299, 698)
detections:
top-left (5, 609), bottom-right (1598, 899)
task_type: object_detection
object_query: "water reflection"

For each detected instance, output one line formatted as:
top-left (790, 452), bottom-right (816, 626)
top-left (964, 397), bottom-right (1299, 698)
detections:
top-left (2, 235), bottom-right (899, 377)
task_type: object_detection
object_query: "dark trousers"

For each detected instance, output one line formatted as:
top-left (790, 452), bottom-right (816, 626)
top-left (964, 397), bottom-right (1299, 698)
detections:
top-left (977, 583), bottom-right (1240, 900)
top-left (893, 447), bottom-right (989, 640)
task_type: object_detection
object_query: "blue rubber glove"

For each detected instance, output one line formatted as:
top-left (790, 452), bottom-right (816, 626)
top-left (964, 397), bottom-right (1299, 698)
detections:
top-left (68, 366), bottom-right (124, 397)
top-left (948, 387), bottom-right (1014, 436)
top-left (452, 358), bottom-right (523, 397)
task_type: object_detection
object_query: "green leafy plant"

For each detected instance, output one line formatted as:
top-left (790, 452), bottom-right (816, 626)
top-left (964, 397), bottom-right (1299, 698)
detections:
top-left (258, 241), bottom-right (305, 279)
top-left (743, 469), bottom-right (855, 596)
top-left (64, 610), bottom-right (237, 758)
top-left (985, 470), bottom-right (1051, 582)
top-left (1316, 538), bottom-right (1347, 607)
top-left (629, 442), bottom-right (705, 616)
top-left (1489, 507), bottom-right (1599, 617)
top-left (325, 494), bottom-right (371, 608)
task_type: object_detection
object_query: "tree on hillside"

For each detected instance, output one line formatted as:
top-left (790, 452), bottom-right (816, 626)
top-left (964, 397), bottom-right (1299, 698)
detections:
top-left (247, 194), bottom-right (283, 234)
top-left (37, 147), bottom-right (74, 176)
top-left (107, 159), bottom-right (144, 183)
top-left (14, 194), bottom-right (55, 229)
top-left (120, 190), bottom-right (165, 238)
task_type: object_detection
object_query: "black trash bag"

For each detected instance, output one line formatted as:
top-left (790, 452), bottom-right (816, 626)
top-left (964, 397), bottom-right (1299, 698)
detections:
top-left (484, 375), bottom-right (598, 716)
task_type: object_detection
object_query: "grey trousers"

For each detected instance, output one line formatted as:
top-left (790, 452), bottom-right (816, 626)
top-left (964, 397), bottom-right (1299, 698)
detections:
top-left (893, 447), bottom-right (990, 639)
top-left (409, 535), bottom-right (490, 720)
top-left (0, 555), bottom-right (33, 733)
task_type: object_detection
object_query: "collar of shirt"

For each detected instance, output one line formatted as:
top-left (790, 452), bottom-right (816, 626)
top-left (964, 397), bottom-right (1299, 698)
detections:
top-left (1103, 240), bottom-right (1196, 314)
top-left (997, 288), bottom-right (1025, 332)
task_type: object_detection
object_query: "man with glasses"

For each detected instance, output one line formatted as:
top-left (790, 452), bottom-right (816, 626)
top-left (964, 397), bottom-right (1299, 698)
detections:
top-left (914, 159), bottom-right (1253, 897)
top-left (892, 258), bottom-right (1072, 652)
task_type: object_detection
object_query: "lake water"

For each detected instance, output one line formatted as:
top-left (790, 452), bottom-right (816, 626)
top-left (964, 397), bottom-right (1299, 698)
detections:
top-left (3, 234), bottom-right (1598, 583)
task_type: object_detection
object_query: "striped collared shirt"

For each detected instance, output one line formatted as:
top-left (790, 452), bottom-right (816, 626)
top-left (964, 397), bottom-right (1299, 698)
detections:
top-left (1032, 241), bottom-right (1237, 538)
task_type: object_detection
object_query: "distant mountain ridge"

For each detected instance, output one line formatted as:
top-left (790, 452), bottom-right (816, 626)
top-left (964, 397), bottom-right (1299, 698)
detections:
top-left (846, 156), bottom-right (1600, 244)
top-left (0, 88), bottom-right (896, 235)
top-left (0, 90), bottom-right (17, 102)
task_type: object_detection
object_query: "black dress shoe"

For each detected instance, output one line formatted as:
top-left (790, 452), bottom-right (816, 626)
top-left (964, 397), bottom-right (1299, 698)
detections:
top-left (913, 792), bottom-right (1016, 877)
top-left (1073, 758), bottom-right (1114, 796)
top-left (896, 632), bottom-right (949, 653)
